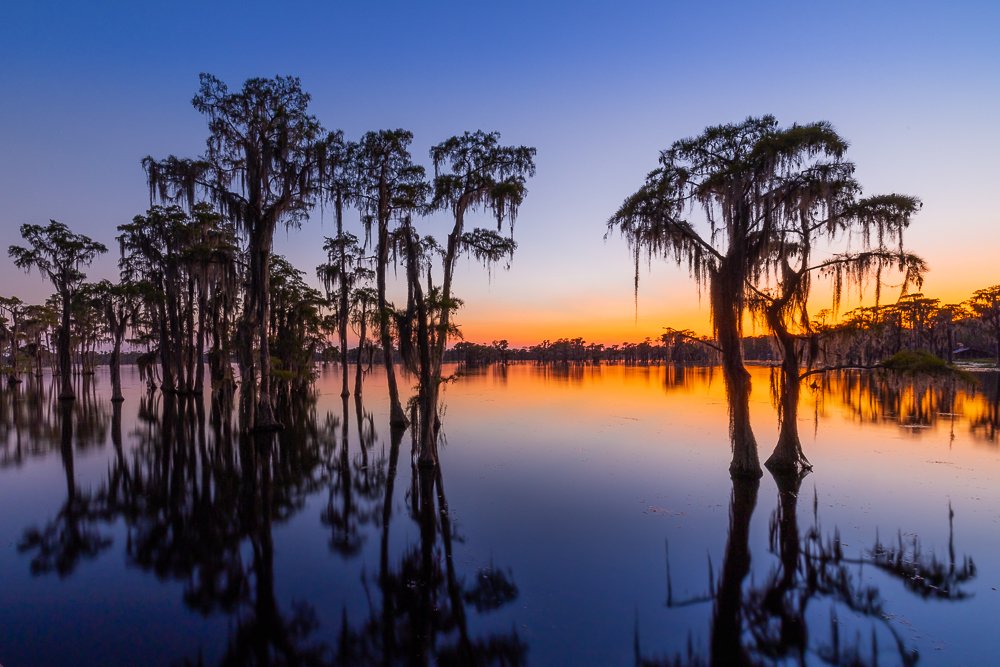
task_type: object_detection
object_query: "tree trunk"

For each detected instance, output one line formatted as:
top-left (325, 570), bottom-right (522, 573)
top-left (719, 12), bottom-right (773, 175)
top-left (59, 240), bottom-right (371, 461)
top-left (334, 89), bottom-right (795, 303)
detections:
top-left (209, 303), bottom-right (223, 389)
top-left (336, 196), bottom-right (350, 399)
top-left (251, 232), bottom-right (279, 431)
top-left (376, 223), bottom-right (406, 427)
top-left (110, 331), bottom-right (125, 403)
top-left (195, 286), bottom-right (207, 394)
top-left (7, 317), bottom-right (21, 383)
top-left (432, 207), bottom-right (464, 379)
top-left (235, 313), bottom-right (254, 398)
top-left (355, 313), bottom-right (366, 397)
top-left (154, 300), bottom-right (175, 393)
top-left (165, 265), bottom-right (185, 392)
top-left (185, 277), bottom-right (196, 393)
top-left (711, 269), bottom-right (760, 478)
top-left (946, 318), bottom-right (954, 364)
top-left (764, 311), bottom-right (811, 473)
top-left (35, 338), bottom-right (43, 377)
top-left (57, 290), bottom-right (74, 400)
top-left (404, 230), bottom-right (438, 467)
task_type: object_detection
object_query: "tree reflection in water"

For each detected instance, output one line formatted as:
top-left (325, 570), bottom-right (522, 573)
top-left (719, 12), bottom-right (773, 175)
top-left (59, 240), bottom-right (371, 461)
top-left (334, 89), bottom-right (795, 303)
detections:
top-left (814, 369), bottom-right (999, 444)
top-left (11, 365), bottom-right (991, 664)
top-left (334, 406), bottom-right (526, 666)
top-left (639, 471), bottom-right (976, 666)
top-left (967, 372), bottom-right (1000, 442)
top-left (1, 374), bottom-right (109, 469)
top-left (322, 395), bottom-right (386, 559)
top-left (10, 374), bottom-right (525, 665)
top-left (95, 388), bottom-right (334, 664)
top-left (16, 377), bottom-right (112, 576)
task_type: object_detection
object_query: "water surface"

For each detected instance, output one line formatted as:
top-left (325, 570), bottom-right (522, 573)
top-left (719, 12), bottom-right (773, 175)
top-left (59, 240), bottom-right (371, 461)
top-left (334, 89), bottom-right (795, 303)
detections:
top-left (1, 364), bottom-right (998, 665)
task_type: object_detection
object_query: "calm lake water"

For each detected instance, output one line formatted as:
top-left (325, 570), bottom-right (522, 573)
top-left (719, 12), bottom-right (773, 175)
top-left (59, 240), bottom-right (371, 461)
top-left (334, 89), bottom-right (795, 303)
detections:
top-left (1, 363), bottom-right (998, 666)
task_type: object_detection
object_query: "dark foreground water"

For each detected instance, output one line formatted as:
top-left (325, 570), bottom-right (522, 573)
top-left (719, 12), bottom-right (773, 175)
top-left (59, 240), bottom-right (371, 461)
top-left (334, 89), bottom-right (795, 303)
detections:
top-left (1, 363), bottom-right (999, 666)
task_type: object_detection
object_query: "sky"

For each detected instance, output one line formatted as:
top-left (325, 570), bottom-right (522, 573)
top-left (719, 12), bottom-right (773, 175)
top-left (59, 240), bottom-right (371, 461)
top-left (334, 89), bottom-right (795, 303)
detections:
top-left (2, 0), bottom-right (998, 347)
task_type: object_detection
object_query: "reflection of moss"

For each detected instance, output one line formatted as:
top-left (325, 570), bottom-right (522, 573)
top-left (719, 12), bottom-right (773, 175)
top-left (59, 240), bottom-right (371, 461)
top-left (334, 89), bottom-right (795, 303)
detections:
top-left (882, 350), bottom-right (974, 382)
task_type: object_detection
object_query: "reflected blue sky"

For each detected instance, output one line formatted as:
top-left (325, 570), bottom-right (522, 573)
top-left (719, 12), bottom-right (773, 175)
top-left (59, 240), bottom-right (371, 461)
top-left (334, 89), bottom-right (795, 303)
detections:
top-left (1, 363), bottom-right (999, 664)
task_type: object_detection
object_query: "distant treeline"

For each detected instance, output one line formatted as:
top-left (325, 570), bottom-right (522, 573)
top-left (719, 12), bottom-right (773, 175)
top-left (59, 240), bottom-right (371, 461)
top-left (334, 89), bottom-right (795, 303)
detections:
top-left (443, 288), bottom-right (1000, 368)
top-left (12, 283), bottom-right (998, 376)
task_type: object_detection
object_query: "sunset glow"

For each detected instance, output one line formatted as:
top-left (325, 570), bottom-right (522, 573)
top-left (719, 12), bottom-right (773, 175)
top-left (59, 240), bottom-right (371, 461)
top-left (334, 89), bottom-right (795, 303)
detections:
top-left (2, 1), bottom-right (996, 348)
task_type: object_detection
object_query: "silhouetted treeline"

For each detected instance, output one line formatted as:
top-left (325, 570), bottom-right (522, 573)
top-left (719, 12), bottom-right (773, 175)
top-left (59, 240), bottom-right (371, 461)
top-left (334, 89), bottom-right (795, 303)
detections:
top-left (6, 73), bottom-right (536, 456)
top-left (446, 335), bottom-right (724, 365)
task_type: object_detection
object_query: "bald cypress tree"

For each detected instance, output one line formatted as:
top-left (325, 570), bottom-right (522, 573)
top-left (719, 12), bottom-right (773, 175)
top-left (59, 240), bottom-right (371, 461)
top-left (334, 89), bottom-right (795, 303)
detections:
top-left (92, 280), bottom-right (142, 403)
top-left (317, 130), bottom-right (358, 399)
top-left (967, 285), bottom-right (1000, 367)
top-left (144, 74), bottom-right (325, 430)
top-left (0, 296), bottom-right (26, 383)
top-left (402, 131), bottom-right (535, 466)
top-left (352, 130), bottom-right (429, 427)
top-left (610, 117), bottom-right (859, 478)
top-left (754, 191), bottom-right (924, 473)
top-left (8, 221), bottom-right (107, 400)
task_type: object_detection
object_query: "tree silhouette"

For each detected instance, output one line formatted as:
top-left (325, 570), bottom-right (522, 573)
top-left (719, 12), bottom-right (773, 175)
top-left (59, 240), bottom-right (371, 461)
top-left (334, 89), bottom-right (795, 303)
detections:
top-left (118, 205), bottom-right (192, 393)
top-left (611, 117), bottom-right (901, 478)
top-left (144, 73), bottom-right (326, 430)
top-left (398, 130), bottom-right (535, 466)
top-left (21, 301), bottom-right (58, 377)
top-left (318, 231), bottom-right (373, 399)
top-left (0, 295), bottom-right (27, 383)
top-left (318, 130), bottom-right (358, 399)
top-left (268, 255), bottom-right (326, 392)
top-left (181, 203), bottom-right (239, 396)
top-left (751, 186), bottom-right (923, 472)
top-left (91, 280), bottom-right (142, 402)
top-left (967, 285), bottom-right (1000, 366)
top-left (349, 285), bottom-right (378, 396)
top-left (352, 129), bottom-right (430, 427)
top-left (8, 220), bottom-right (107, 400)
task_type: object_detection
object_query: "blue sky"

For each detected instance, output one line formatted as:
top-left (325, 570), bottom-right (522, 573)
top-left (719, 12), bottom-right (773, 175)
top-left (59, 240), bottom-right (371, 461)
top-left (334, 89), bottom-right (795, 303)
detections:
top-left (2, 0), bottom-right (998, 344)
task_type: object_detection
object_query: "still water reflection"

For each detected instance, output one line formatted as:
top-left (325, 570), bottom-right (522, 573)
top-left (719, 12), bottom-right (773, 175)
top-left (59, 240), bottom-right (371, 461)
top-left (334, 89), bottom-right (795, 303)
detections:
top-left (1, 364), bottom-right (998, 665)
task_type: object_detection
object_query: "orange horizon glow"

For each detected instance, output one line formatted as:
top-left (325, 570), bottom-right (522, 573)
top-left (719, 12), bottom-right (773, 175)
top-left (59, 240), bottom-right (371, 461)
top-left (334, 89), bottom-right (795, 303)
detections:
top-left (449, 269), bottom-right (992, 349)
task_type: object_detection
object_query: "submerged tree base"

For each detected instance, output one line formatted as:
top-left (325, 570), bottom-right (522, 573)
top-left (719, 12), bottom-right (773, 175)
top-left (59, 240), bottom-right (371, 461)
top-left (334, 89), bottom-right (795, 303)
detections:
top-left (729, 429), bottom-right (763, 480)
top-left (389, 410), bottom-right (409, 429)
top-left (252, 396), bottom-right (285, 432)
top-left (764, 423), bottom-right (813, 475)
top-left (764, 447), bottom-right (813, 476)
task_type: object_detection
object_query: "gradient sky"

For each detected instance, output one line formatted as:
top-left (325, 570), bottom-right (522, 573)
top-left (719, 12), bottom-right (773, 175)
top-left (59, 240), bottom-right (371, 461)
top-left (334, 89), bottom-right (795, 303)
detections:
top-left (2, 0), bottom-right (998, 347)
